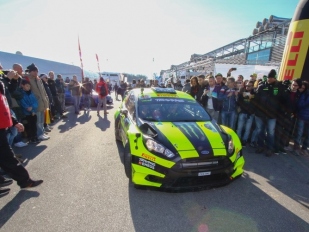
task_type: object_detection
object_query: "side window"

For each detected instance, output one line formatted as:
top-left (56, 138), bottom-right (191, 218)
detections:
top-left (125, 92), bottom-right (136, 116)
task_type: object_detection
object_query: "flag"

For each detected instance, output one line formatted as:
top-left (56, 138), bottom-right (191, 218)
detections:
top-left (78, 36), bottom-right (84, 79)
top-left (96, 53), bottom-right (101, 75)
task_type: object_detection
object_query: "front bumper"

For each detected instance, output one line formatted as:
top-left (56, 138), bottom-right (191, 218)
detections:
top-left (131, 153), bottom-right (244, 191)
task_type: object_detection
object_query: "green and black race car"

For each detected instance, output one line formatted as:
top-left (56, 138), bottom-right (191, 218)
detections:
top-left (114, 87), bottom-right (245, 191)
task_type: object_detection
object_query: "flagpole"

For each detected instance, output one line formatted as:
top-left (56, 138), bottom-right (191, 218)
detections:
top-left (78, 36), bottom-right (84, 81)
top-left (96, 54), bottom-right (101, 77)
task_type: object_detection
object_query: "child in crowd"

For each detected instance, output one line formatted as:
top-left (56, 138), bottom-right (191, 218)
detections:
top-left (19, 79), bottom-right (39, 143)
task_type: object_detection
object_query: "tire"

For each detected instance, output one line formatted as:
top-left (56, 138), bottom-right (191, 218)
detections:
top-left (115, 116), bottom-right (122, 141)
top-left (124, 144), bottom-right (132, 180)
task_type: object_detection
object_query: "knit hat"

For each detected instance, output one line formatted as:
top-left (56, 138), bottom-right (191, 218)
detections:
top-left (267, 69), bottom-right (277, 79)
top-left (21, 79), bottom-right (30, 85)
top-left (26, 63), bottom-right (38, 72)
top-left (39, 73), bottom-right (48, 79)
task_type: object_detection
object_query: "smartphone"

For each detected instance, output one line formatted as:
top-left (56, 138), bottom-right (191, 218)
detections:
top-left (231, 68), bottom-right (237, 71)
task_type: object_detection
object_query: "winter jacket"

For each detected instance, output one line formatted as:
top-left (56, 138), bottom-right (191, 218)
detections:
top-left (27, 75), bottom-right (49, 112)
top-left (182, 83), bottom-right (191, 93)
top-left (47, 79), bottom-right (58, 96)
top-left (296, 90), bottom-right (309, 122)
top-left (203, 85), bottom-right (224, 111)
top-left (82, 81), bottom-right (93, 94)
top-left (237, 87), bottom-right (255, 115)
top-left (19, 89), bottom-right (38, 116)
top-left (254, 81), bottom-right (286, 119)
top-left (42, 81), bottom-right (53, 105)
top-left (55, 79), bottom-right (66, 94)
top-left (69, 80), bottom-right (82, 96)
top-left (218, 86), bottom-right (238, 112)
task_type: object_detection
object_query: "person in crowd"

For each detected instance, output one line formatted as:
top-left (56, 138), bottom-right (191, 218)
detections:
top-left (7, 64), bottom-right (29, 148)
top-left (277, 79), bottom-right (302, 153)
top-left (39, 74), bottom-right (54, 132)
top-left (173, 79), bottom-right (183, 91)
top-left (131, 79), bottom-right (137, 88)
top-left (236, 75), bottom-right (244, 90)
top-left (140, 79), bottom-right (146, 88)
top-left (26, 63), bottom-right (50, 141)
top-left (189, 76), bottom-right (200, 99)
top-left (48, 71), bottom-right (67, 119)
top-left (215, 73), bottom-right (225, 87)
top-left (136, 80), bottom-right (141, 88)
top-left (203, 76), bottom-right (221, 121)
top-left (196, 75), bottom-right (208, 106)
top-left (293, 81), bottom-right (309, 156)
top-left (19, 79), bottom-right (39, 143)
top-left (182, 79), bottom-right (191, 93)
top-left (236, 80), bottom-right (255, 146)
top-left (253, 69), bottom-right (286, 157)
top-left (166, 80), bottom-right (173, 88)
top-left (96, 77), bottom-right (109, 116)
top-left (55, 74), bottom-right (66, 113)
top-left (114, 83), bottom-right (119, 100)
top-left (69, 75), bottom-right (82, 114)
top-left (93, 79), bottom-right (98, 90)
top-left (82, 77), bottom-right (93, 111)
top-left (65, 77), bottom-right (70, 83)
top-left (218, 77), bottom-right (238, 130)
top-left (117, 80), bottom-right (127, 101)
top-left (152, 79), bottom-right (159, 87)
top-left (0, 80), bottom-right (43, 190)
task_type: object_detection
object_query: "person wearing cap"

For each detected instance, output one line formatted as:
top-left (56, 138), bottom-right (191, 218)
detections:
top-left (26, 63), bottom-right (50, 141)
top-left (253, 69), bottom-right (286, 157)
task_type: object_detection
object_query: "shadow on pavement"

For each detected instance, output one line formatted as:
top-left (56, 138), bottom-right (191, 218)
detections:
top-left (0, 190), bottom-right (40, 229)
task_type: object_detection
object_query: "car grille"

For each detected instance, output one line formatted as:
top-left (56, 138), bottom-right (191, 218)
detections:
top-left (172, 156), bottom-right (231, 173)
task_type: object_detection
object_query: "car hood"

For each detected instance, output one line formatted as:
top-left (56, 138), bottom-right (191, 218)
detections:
top-left (148, 121), bottom-right (227, 158)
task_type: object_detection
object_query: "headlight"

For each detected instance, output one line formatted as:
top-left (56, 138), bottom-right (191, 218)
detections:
top-left (228, 139), bottom-right (234, 155)
top-left (145, 139), bottom-right (175, 158)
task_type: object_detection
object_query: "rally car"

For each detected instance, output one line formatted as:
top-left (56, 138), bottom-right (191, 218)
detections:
top-left (114, 87), bottom-right (244, 191)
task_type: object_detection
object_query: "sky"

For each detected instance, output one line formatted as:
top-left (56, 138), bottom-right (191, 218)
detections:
top-left (0, 0), bottom-right (299, 77)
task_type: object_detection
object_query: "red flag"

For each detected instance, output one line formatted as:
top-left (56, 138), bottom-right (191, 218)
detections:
top-left (78, 36), bottom-right (84, 79)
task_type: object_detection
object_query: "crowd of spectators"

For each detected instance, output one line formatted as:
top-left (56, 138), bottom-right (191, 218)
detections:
top-left (118, 69), bottom-right (309, 159)
top-left (0, 62), bottom-right (110, 197)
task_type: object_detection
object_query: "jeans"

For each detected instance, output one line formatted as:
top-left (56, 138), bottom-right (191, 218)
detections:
top-left (255, 116), bottom-right (276, 151)
top-left (236, 113), bottom-right (254, 142)
top-left (36, 111), bottom-right (44, 137)
top-left (294, 119), bottom-right (309, 150)
top-left (58, 93), bottom-right (65, 111)
top-left (73, 95), bottom-right (81, 113)
top-left (206, 108), bottom-right (219, 122)
top-left (83, 94), bottom-right (91, 109)
top-left (220, 111), bottom-right (236, 130)
top-left (97, 97), bottom-right (107, 113)
top-left (7, 126), bottom-right (18, 146)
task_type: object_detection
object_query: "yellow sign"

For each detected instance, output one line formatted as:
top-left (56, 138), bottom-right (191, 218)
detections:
top-left (278, 19), bottom-right (309, 80)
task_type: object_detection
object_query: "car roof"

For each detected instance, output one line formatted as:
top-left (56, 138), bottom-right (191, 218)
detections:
top-left (131, 87), bottom-right (193, 100)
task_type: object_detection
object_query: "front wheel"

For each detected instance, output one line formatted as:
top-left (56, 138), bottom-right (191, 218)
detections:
top-left (124, 144), bottom-right (132, 180)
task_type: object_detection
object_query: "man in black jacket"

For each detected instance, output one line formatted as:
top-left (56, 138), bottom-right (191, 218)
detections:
top-left (253, 69), bottom-right (286, 157)
top-left (48, 71), bottom-right (67, 119)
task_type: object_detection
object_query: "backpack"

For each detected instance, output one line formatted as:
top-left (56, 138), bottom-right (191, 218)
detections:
top-left (100, 82), bottom-right (108, 96)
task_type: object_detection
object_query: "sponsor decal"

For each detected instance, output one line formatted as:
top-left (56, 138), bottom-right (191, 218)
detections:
top-left (201, 150), bottom-right (210, 155)
top-left (204, 122), bottom-right (218, 133)
top-left (278, 19), bottom-right (309, 80)
top-left (156, 94), bottom-right (179, 97)
top-left (141, 153), bottom-right (156, 162)
top-left (138, 158), bottom-right (155, 170)
top-left (154, 98), bottom-right (185, 102)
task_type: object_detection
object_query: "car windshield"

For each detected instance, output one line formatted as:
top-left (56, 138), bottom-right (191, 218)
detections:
top-left (138, 98), bottom-right (211, 122)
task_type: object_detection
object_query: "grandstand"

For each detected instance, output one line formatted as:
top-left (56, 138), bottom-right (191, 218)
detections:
top-left (160, 15), bottom-right (291, 81)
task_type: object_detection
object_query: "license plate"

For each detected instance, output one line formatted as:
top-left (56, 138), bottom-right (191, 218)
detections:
top-left (198, 171), bottom-right (211, 176)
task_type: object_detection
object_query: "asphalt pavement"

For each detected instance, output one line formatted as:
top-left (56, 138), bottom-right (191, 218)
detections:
top-left (0, 98), bottom-right (309, 232)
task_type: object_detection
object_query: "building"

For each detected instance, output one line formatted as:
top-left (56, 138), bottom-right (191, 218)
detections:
top-left (0, 51), bottom-right (99, 81)
top-left (160, 15), bottom-right (291, 81)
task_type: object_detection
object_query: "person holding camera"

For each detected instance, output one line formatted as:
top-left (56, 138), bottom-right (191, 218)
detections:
top-left (236, 81), bottom-right (255, 146)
